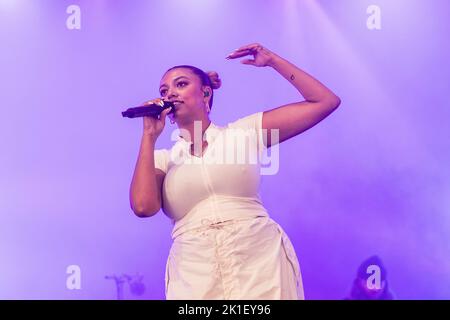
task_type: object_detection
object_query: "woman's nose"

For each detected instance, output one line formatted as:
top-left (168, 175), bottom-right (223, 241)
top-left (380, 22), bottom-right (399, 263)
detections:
top-left (167, 90), bottom-right (178, 99)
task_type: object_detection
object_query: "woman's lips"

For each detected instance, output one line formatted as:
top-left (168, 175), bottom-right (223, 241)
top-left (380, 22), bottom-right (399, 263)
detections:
top-left (169, 102), bottom-right (182, 119)
top-left (172, 101), bottom-right (183, 113)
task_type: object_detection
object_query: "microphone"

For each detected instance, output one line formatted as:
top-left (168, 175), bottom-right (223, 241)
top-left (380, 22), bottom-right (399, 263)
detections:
top-left (121, 100), bottom-right (175, 118)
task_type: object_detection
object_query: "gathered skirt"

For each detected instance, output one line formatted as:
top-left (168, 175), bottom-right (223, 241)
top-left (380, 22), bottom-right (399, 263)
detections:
top-left (165, 215), bottom-right (304, 300)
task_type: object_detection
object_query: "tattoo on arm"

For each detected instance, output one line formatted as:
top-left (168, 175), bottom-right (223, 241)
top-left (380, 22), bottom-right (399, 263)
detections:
top-left (290, 74), bottom-right (295, 81)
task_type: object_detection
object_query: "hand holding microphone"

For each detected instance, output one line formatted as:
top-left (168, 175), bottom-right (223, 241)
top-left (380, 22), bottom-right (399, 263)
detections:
top-left (129, 98), bottom-right (174, 138)
top-left (121, 99), bottom-right (175, 118)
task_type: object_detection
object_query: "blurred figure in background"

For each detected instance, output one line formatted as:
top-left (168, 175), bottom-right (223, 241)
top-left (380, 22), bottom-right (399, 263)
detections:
top-left (346, 255), bottom-right (395, 300)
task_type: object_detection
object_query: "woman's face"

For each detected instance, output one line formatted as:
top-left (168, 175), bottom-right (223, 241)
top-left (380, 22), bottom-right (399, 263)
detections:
top-left (159, 68), bottom-right (206, 123)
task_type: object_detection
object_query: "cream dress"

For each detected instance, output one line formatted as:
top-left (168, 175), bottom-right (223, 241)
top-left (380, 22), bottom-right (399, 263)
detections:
top-left (154, 112), bottom-right (304, 299)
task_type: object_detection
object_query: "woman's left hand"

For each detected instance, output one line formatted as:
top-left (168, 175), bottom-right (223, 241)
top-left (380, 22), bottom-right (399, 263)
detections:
top-left (226, 43), bottom-right (278, 67)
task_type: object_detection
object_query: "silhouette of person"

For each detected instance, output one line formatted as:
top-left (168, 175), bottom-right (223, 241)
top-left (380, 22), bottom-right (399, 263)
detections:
top-left (346, 255), bottom-right (395, 300)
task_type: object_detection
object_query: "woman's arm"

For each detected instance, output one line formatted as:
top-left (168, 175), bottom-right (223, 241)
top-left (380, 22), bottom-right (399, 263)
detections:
top-left (129, 101), bottom-right (172, 218)
top-left (263, 54), bottom-right (341, 147)
top-left (129, 134), bottom-right (164, 217)
top-left (227, 43), bottom-right (341, 147)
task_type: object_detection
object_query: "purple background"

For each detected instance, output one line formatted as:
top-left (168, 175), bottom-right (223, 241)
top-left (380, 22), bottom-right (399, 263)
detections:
top-left (1, 0), bottom-right (449, 299)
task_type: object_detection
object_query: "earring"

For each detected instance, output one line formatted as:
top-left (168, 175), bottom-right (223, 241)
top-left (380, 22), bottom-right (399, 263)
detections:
top-left (205, 103), bottom-right (211, 113)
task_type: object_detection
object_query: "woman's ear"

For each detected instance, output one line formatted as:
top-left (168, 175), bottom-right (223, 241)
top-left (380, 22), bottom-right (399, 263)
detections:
top-left (202, 86), bottom-right (212, 100)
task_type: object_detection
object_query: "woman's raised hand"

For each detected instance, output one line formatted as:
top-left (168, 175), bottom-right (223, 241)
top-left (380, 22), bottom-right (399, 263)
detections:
top-left (226, 43), bottom-right (278, 67)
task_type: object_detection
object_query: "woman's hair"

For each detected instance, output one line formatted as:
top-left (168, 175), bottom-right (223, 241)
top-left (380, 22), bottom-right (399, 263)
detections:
top-left (165, 65), bottom-right (221, 110)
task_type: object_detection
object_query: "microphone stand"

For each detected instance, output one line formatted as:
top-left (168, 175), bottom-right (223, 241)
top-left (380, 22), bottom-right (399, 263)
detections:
top-left (105, 273), bottom-right (145, 300)
top-left (105, 274), bottom-right (126, 300)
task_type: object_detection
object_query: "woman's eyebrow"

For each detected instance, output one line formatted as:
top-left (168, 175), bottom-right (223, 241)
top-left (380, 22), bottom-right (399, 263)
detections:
top-left (160, 76), bottom-right (190, 89)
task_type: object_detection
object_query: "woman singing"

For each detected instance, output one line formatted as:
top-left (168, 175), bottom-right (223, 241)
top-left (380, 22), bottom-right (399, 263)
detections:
top-left (129, 43), bottom-right (341, 299)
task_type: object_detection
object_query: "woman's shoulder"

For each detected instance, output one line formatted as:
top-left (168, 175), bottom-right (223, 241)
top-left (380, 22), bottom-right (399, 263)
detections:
top-left (154, 147), bottom-right (171, 155)
top-left (226, 111), bottom-right (264, 130)
top-left (154, 148), bottom-right (172, 173)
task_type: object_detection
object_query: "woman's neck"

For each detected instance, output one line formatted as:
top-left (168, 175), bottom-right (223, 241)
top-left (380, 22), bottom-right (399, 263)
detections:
top-left (177, 118), bottom-right (212, 145)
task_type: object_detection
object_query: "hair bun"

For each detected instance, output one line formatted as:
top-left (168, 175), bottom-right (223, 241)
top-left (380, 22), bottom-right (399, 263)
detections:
top-left (206, 71), bottom-right (222, 90)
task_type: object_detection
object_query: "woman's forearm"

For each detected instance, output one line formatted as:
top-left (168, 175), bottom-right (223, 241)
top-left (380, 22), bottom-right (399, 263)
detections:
top-left (129, 134), bottom-right (161, 216)
top-left (269, 54), bottom-right (340, 105)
